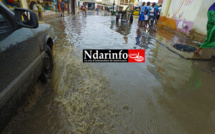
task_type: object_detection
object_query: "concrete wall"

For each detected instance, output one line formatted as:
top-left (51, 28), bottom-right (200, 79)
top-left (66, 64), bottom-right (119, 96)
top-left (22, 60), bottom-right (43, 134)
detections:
top-left (192, 0), bottom-right (214, 35)
top-left (159, 0), bottom-right (215, 35)
top-left (161, 0), bottom-right (170, 17)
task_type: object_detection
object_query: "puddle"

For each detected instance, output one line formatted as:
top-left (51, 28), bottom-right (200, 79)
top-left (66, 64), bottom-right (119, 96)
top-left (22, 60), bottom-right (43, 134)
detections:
top-left (2, 11), bottom-right (215, 134)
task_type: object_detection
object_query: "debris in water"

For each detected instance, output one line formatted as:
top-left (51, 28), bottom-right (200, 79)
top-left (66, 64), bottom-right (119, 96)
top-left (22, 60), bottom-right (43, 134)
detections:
top-left (51, 39), bottom-right (127, 133)
top-left (123, 106), bottom-right (129, 110)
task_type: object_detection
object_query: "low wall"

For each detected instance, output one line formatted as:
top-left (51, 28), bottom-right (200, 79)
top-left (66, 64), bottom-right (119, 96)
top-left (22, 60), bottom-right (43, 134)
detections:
top-left (192, 0), bottom-right (214, 35)
top-left (158, 0), bottom-right (215, 36)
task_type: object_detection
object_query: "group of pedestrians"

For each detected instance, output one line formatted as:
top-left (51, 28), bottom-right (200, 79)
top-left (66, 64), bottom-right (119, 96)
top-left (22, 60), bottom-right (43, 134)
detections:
top-left (138, 1), bottom-right (161, 28)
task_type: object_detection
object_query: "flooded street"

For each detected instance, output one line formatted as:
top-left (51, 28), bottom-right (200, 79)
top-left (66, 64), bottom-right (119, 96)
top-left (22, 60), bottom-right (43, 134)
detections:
top-left (3, 12), bottom-right (215, 134)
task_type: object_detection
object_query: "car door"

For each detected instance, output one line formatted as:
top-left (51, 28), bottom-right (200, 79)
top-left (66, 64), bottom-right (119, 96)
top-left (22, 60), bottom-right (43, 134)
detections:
top-left (0, 9), bottom-right (40, 93)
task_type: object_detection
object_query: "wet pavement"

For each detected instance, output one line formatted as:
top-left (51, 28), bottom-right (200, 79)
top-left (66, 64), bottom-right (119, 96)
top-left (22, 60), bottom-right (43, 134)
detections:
top-left (2, 11), bottom-right (215, 134)
top-left (150, 26), bottom-right (215, 60)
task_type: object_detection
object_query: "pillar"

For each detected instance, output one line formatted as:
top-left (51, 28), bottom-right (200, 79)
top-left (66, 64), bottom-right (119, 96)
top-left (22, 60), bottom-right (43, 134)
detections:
top-left (163, 0), bottom-right (171, 17)
top-left (71, 0), bottom-right (75, 14)
top-left (68, 0), bottom-right (70, 13)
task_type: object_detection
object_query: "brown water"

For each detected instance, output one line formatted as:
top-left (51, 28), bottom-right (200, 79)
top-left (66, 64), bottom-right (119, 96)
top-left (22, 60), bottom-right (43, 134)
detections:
top-left (3, 12), bottom-right (215, 134)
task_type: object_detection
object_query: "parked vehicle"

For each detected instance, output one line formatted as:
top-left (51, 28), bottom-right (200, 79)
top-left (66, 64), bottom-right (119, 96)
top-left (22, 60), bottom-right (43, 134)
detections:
top-left (133, 6), bottom-right (140, 15)
top-left (0, 2), bottom-right (56, 132)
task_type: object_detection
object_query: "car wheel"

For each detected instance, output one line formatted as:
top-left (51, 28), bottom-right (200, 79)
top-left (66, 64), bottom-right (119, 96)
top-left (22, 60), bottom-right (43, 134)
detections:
top-left (40, 45), bottom-right (53, 83)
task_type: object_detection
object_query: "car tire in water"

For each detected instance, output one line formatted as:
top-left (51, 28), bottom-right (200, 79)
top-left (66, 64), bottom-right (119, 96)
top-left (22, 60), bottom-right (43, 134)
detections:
top-left (40, 45), bottom-right (53, 83)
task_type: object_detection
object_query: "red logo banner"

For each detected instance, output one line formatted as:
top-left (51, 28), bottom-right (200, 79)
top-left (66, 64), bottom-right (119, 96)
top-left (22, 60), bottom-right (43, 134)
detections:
top-left (128, 49), bottom-right (145, 63)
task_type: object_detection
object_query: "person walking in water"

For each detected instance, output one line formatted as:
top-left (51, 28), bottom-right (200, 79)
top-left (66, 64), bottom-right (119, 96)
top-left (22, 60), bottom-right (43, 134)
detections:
top-left (156, 5), bottom-right (162, 24)
top-left (153, 3), bottom-right (159, 24)
top-left (144, 2), bottom-right (151, 28)
top-left (194, 2), bottom-right (215, 56)
top-left (37, 1), bottom-right (42, 20)
top-left (60, 0), bottom-right (65, 17)
top-left (82, 2), bottom-right (87, 16)
top-left (139, 2), bottom-right (146, 26)
top-left (138, 0), bottom-right (142, 22)
top-left (149, 3), bottom-right (155, 27)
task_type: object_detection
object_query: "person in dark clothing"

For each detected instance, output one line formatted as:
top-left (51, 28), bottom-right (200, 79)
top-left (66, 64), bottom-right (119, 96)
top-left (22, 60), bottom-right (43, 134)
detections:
top-left (60, 0), bottom-right (65, 17)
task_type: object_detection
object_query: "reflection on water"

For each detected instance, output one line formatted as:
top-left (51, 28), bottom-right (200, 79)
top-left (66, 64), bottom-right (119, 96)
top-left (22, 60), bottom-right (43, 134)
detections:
top-left (110, 20), bottom-right (132, 45)
top-left (145, 26), bottom-right (215, 60)
top-left (3, 12), bottom-right (215, 134)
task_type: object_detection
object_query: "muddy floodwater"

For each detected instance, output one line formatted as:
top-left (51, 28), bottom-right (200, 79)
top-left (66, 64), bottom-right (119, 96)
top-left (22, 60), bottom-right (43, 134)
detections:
top-left (3, 12), bottom-right (215, 134)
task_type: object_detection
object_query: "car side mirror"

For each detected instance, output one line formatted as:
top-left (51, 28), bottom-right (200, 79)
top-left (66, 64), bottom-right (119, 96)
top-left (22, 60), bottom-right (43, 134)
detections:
top-left (14, 8), bottom-right (38, 28)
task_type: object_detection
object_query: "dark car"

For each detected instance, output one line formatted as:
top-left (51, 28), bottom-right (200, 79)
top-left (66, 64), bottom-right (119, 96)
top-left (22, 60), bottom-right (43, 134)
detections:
top-left (0, 2), bottom-right (56, 131)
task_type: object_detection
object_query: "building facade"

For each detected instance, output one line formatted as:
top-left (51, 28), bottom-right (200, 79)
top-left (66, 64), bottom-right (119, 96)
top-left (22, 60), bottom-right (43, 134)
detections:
top-left (0, 0), bottom-right (28, 9)
top-left (80, 0), bottom-right (96, 10)
top-left (101, 0), bottom-right (137, 6)
top-left (0, 0), bottom-right (58, 11)
top-left (102, 0), bottom-right (112, 5)
top-left (158, 0), bottom-right (163, 4)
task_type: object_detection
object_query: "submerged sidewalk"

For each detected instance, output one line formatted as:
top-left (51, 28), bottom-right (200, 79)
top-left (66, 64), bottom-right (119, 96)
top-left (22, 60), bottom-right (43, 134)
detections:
top-left (140, 26), bottom-right (215, 60)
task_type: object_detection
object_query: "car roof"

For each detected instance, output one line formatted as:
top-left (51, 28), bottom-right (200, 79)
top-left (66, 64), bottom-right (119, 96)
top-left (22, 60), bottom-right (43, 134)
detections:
top-left (0, 2), bottom-right (15, 16)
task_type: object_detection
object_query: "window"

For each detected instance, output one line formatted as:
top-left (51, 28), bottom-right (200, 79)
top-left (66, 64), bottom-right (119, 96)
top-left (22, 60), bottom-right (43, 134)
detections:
top-left (0, 11), bottom-right (11, 28)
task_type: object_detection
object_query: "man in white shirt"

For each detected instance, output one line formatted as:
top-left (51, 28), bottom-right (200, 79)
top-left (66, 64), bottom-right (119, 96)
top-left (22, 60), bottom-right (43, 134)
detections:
top-left (148, 2), bottom-right (155, 26)
top-left (144, 2), bottom-right (152, 27)
top-left (139, 2), bottom-right (146, 25)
